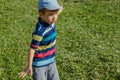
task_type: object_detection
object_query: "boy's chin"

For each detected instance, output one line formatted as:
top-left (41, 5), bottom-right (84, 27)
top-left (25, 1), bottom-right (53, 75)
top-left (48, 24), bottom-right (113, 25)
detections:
top-left (49, 22), bottom-right (56, 24)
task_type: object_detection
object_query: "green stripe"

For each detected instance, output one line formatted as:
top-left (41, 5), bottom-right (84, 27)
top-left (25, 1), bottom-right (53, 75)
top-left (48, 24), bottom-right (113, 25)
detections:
top-left (42, 32), bottom-right (56, 42)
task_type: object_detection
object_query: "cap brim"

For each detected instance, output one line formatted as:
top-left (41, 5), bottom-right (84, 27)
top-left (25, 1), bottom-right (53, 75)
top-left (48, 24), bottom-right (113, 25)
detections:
top-left (45, 5), bottom-right (62, 10)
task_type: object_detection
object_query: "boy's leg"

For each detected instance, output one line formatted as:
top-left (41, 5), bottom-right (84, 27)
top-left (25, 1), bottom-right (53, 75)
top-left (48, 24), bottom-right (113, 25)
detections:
top-left (32, 66), bottom-right (47, 80)
top-left (48, 62), bottom-right (60, 80)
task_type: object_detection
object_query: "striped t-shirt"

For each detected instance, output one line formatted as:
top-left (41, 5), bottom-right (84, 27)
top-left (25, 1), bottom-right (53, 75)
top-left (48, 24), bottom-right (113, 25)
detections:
top-left (30, 18), bottom-right (56, 67)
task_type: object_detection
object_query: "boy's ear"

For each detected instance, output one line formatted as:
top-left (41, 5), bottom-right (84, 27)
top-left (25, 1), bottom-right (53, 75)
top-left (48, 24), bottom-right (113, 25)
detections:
top-left (39, 12), bottom-right (43, 17)
top-left (58, 9), bottom-right (63, 14)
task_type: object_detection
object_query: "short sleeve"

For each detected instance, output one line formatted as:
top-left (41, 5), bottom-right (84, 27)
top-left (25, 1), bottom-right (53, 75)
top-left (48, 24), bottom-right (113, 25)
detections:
top-left (30, 23), bottom-right (44, 49)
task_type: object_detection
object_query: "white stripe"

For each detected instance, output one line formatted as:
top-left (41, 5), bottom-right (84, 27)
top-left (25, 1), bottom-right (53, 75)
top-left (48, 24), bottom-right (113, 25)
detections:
top-left (43, 25), bottom-right (54, 36)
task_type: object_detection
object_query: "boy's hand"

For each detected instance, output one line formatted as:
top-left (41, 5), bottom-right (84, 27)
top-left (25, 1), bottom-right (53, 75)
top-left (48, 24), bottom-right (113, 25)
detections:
top-left (18, 67), bottom-right (32, 78)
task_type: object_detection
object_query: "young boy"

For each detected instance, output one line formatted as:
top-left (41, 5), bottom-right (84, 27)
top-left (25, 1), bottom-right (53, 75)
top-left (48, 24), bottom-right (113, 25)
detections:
top-left (18, 0), bottom-right (62, 80)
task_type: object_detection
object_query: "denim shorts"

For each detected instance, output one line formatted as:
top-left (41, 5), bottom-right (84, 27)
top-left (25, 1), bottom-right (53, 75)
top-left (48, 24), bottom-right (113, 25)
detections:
top-left (32, 62), bottom-right (60, 80)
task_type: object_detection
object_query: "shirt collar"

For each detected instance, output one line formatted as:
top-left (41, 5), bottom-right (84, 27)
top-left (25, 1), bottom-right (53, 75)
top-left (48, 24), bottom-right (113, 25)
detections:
top-left (38, 17), bottom-right (51, 27)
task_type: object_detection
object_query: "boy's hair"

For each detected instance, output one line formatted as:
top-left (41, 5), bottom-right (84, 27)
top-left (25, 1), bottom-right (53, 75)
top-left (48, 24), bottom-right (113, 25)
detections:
top-left (39, 8), bottom-right (46, 14)
top-left (39, 8), bottom-right (59, 15)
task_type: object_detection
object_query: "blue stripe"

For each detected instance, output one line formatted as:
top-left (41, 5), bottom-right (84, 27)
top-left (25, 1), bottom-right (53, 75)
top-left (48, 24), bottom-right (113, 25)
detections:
top-left (33, 53), bottom-right (55, 62)
top-left (43, 26), bottom-right (56, 37)
top-left (39, 38), bottom-right (56, 46)
top-left (32, 62), bottom-right (54, 67)
top-left (32, 23), bottom-right (45, 36)
top-left (31, 37), bottom-right (56, 47)
top-left (31, 40), bottom-right (40, 46)
top-left (42, 32), bottom-right (56, 42)
top-left (32, 57), bottom-right (55, 67)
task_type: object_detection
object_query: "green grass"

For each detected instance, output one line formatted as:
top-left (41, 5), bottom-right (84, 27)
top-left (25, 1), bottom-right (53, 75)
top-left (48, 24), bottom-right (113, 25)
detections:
top-left (0, 0), bottom-right (120, 80)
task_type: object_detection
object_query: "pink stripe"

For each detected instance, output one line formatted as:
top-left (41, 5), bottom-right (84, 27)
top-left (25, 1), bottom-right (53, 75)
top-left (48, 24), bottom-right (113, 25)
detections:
top-left (30, 44), bottom-right (39, 48)
top-left (34, 47), bottom-right (56, 58)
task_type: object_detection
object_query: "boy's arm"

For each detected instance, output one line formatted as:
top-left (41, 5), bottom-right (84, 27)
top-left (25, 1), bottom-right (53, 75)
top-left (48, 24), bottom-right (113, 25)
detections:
top-left (27, 48), bottom-right (35, 69)
top-left (18, 48), bottom-right (35, 78)
top-left (18, 22), bottom-right (43, 78)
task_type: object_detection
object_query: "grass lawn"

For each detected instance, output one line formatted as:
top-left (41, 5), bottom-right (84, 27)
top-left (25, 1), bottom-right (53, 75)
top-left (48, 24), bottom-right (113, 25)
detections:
top-left (0, 0), bottom-right (120, 80)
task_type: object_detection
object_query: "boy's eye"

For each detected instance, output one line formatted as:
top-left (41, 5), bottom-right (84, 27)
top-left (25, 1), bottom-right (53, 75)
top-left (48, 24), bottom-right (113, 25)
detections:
top-left (50, 14), bottom-right (54, 16)
top-left (49, 12), bottom-right (58, 16)
top-left (49, 14), bottom-right (55, 16)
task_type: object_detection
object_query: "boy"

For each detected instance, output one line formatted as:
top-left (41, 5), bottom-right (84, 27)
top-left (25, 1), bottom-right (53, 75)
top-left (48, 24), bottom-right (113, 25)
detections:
top-left (18, 0), bottom-right (62, 80)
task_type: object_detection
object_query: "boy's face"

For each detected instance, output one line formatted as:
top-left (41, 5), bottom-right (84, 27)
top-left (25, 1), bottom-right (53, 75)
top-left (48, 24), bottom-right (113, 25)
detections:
top-left (40, 9), bottom-right (61, 24)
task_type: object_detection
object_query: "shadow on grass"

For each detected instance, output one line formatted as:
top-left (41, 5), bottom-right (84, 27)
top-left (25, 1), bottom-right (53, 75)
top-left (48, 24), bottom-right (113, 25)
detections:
top-left (115, 75), bottom-right (120, 80)
top-left (98, 57), bottom-right (109, 62)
